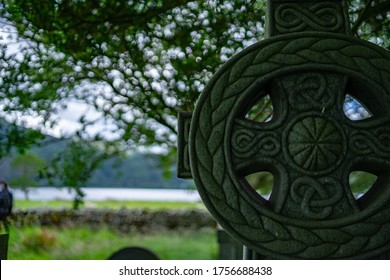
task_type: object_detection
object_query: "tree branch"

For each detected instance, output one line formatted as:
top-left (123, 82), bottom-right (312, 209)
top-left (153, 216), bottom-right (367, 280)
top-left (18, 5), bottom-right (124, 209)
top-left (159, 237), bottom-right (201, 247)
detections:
top-left (351, 0), bottom-right (374, 35)
top-left (352, 0), bottom-right (390, 35)
top-left (102, 78), bottom-right (177, 136)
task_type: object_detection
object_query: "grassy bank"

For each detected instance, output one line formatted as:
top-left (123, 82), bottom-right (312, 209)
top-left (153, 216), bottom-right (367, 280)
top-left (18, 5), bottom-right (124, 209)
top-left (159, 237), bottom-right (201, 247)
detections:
top-left (8, 200), bottom-right (216, 260)
top-left (8, 226), bottom-right (218, 260)
top-left (14, 199), bottom-right (205, 210)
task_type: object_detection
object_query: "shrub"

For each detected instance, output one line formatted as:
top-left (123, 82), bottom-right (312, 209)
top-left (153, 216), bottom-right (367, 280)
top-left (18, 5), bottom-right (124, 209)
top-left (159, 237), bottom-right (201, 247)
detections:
top-left (21, 228), bottom-right (57, 251)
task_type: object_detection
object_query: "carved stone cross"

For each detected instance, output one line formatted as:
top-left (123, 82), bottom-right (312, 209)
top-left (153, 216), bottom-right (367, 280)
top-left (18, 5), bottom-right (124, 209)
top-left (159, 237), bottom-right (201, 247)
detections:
top-left (178, 0), bottom-right (390, 259)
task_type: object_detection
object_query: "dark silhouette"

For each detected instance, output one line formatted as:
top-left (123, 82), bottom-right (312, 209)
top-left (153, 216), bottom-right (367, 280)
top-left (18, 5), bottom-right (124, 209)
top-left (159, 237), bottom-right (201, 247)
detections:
top-left (0, 180), bottom-right (13, 232)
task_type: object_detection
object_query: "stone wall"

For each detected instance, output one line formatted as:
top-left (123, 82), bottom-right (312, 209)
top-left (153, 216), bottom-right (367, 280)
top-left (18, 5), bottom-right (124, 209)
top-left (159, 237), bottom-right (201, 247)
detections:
top-left (8, 208), bottom-right (217, 233)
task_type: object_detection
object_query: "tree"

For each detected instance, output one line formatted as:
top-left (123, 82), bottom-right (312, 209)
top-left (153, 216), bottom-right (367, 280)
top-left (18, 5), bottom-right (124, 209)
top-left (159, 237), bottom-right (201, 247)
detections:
top-left (0, 118), bottom-right (44, 159)
top-left (0, 0), bottom-right (387, 198)
top-left (45, 139), bottom-right (115, 209)
top-left (0, 0), bottom-right (388, 156)
top-left (9, 152), bottom-right (45, 199)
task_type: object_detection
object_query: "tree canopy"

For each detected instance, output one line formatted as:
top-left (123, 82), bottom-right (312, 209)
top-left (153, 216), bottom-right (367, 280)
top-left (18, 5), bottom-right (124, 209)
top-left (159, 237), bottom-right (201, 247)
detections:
top-left (0, 0), bottom-right (389, 155)
top-left (9, 151), bottom-right (45, 199)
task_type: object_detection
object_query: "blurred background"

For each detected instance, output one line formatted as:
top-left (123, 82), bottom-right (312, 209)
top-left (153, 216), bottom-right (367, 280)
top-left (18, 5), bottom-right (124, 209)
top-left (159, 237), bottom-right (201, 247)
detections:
top-left (0, 0), bottom-right (388, 259)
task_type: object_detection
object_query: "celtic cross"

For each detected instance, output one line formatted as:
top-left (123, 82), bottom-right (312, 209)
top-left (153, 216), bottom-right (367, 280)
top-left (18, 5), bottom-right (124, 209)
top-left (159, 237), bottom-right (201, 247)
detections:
top-left (177, 0), bottom-right (390, 259)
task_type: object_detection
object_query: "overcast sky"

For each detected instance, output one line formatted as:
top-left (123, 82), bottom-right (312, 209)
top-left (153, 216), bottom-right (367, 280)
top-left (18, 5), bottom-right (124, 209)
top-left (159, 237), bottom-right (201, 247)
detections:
top-left (1, 27), bottom-right (118, 139)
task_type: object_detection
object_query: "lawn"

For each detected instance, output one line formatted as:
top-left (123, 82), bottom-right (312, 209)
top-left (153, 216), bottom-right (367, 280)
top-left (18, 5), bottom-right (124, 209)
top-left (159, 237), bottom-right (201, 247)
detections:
top-left (7, 226), bottom-right (218, 260)
top-left (8, 200), bottom-right (218, 260)
top-left (8, 199), bottom-right (216, 260)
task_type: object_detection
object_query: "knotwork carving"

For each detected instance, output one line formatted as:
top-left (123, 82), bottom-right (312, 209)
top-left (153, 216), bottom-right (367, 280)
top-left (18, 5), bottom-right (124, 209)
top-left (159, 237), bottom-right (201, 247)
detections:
top-left (275, 2), bottom-right (344, 33)
top-left (232, 129), bottom-right (280, 159)
top-left (290, 177), bottom-right (344, 220)
top-left (350, 128), bottom-right (390, 157)
top-left (189, 33), bottom-right (390, 259)
top-left (283, 73), bottom-right (338, 112)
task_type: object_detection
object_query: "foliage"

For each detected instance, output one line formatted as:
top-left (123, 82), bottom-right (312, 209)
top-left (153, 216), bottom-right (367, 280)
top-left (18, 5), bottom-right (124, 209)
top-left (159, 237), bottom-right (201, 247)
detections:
top-left (0, 119), bottom-right (44, 158)
top-left (0, 0), bottom-right (387, 154)
top-left (85, 152), bottom-right (190, 188)
top-left (44, 139), bottom-right (114, 209)
top-left (8, 226), bottom-right (218, 260)
top-left (1, 128), bottom-right (191, 189)
top-left (349, 0), bottom-right (390, 45)
top-left (20, 228), bottom-right (57, 252)
top-left (9, 151), bottom-right (45, 199)
top-left (349, 171), bottom-right (378, 195)
top-left (0, 0), bottom-right (388, 196)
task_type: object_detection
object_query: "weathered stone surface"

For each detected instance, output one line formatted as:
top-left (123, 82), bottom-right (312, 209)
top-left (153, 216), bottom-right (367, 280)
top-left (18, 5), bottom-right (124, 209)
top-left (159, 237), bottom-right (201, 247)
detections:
top-left (266, 0), bottom-right (351, 37)
top-left (177, 112), bottom-right (193, 178)
top-left (178, 0), bottom-right (390, 259)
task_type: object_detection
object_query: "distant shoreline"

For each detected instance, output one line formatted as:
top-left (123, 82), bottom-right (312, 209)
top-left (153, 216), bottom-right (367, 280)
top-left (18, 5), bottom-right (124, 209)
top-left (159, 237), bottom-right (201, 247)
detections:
top-left (11, 187), bottom-right (201, 202)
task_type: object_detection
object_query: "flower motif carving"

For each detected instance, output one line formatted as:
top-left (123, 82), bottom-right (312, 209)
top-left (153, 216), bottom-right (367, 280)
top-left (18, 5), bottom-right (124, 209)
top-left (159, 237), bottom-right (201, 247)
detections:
top-left (288, 117), bottom-right (343, 172)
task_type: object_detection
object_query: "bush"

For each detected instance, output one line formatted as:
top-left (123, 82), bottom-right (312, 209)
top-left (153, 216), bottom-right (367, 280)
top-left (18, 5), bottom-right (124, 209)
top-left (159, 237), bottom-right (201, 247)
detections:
top-left (21, 228), bottom-right (57, 251)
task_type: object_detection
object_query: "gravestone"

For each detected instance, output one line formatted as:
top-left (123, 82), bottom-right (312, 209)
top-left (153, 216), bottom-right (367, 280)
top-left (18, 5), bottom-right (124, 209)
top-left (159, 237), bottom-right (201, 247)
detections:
top-left (178, 0), bottom-right (390, 259)
top-left (217, 229), bottom-right (243, 260)
top-left (0, 233), bottom-right (9, 260)
top-left (108, 246), bottom-right (160, 260)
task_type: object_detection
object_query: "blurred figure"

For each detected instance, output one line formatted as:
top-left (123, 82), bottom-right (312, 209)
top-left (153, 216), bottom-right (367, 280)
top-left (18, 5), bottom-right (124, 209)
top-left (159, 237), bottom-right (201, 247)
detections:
top-left (0, 180), bottom-right (13, 232)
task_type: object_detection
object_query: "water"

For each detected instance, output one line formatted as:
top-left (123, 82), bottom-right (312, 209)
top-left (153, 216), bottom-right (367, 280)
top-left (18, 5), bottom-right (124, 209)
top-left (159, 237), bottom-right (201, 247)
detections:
top-left (12, 187), bottom-right (201, 202)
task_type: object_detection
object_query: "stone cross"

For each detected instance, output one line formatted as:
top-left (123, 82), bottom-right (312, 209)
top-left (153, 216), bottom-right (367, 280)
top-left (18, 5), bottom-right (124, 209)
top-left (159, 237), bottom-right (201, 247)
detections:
top-left (178, 0), bottom-right (390, 259)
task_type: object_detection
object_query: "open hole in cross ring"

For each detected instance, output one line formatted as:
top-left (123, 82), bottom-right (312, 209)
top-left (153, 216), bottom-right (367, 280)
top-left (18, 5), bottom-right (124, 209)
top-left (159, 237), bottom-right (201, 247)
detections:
top-left (245, 94), bottom-right (274, 123)
top-left (343, 94), bottom-right (373, 121)
top-left (349, 171), bottom-right (377, 199)
top-left (245, 171), bottom-right (274, 201)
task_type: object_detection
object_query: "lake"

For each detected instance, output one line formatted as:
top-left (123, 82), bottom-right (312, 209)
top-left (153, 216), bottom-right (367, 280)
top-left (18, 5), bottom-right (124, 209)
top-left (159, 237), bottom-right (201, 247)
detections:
top-left (12, 187), bottom-right (201, 202)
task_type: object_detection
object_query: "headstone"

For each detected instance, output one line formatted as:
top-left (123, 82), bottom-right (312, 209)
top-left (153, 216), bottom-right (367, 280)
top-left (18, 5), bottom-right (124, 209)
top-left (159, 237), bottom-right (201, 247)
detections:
top-left (0, 233), bottom-right (9, 260)
top-left (217, 229), bottom-right (243, 260)
top-left (108, 246), bottom-right (160, 260)
top-left (178, 0), bottom-right (390, 259)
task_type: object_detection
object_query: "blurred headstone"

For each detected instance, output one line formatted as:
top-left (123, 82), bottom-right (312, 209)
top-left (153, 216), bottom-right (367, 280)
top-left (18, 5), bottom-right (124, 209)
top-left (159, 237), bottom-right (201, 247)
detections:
top-left (0, 233), bottom-right (9, 260)
top-left (108, 246), bottom-right (160, 260)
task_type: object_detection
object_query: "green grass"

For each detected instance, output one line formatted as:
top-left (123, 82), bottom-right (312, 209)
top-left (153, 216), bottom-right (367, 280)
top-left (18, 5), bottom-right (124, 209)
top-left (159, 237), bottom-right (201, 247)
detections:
top-left (9, 200), bottom-right (214, 259)
top-left (14, 199), bottom-right (205, 210)
top-left (7, 226), bottom-right (218, 260)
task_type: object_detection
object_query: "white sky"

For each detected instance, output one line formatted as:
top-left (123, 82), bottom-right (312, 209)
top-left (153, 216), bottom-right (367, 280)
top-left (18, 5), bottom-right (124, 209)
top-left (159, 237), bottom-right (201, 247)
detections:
top-left (50, 101), bottom-right (116, 138)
